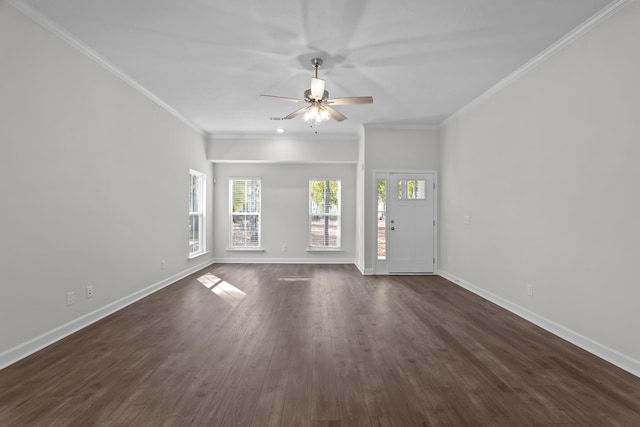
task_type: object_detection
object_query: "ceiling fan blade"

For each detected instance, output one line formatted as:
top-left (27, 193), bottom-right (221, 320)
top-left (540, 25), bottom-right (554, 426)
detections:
top-left (326, 96), bottom-right (374, 105)
top-left (261, 94), bottom-right (307, 103)
top-left (325, 106), bottom-right (347, 122)
top-left (283, 106), bottom-right (309, 120)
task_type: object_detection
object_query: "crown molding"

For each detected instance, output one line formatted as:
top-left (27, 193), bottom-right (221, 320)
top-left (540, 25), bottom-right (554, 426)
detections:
top-left (442, 0), bottom-right (633, 128)
top-left (7, 0), bottom-right (205, 136)
top-left (206, 132), bottom-right (357, 141)
top-left (364, 123), bottom-right (440, 131)
top-left (208, 159), bottom-right (357, 165)
top-left (10, 0), bottom-right (631, 137)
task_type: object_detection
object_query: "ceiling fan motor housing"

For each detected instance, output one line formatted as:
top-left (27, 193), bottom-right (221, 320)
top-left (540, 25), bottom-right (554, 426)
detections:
top-left (304, 88), bottom-right (329, 102)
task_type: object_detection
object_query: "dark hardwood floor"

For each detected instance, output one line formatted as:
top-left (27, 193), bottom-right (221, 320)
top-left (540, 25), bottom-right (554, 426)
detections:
top-left (1, 264), bottom-right (639, 426)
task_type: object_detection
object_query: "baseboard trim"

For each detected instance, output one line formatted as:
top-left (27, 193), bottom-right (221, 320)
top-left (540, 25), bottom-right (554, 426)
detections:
top-left (438, 270), bottom-right (640, 378)
top-left (212, 257), bottom-right (356, 265)
top-left (353, 260), bottom-right (376, 276)
top-left (0, 259), bottom-right (215, 371)
top-left (353, 260), bottom-right (373, 275)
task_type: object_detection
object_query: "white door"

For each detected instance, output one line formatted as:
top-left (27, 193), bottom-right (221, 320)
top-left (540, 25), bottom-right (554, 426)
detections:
top-left (388, 173), bottom-right (435, 273)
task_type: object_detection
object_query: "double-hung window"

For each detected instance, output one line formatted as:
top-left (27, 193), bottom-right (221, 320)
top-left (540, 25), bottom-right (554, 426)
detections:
top-left (189, 170), bottom-right (206, 258)
top-left (229, 178), bottom-right (261, 248)
top-left (309, 179), bottom-right (341, 248)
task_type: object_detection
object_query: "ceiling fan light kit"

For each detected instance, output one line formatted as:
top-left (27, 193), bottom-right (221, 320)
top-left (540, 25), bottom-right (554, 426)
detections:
top-left (261, 58), bottom-right (373, 132)
top-left (304, 105), bottom-right (331, 123)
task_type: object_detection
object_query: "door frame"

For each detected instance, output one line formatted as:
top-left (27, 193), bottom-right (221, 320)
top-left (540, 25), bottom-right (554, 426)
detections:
top-left (372, 169), bottom-right (438, 275)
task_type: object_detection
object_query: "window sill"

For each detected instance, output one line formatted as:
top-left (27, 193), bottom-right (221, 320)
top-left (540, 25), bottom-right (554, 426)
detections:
top-left (188, 251), bottom-right (209, 260)
top-left (226, 247), bottom-right (265, 252)
top-left (306, 247), bottom-right (344, 253)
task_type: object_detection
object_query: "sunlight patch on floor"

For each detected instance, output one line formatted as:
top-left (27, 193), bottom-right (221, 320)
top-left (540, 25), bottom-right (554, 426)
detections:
top-left (211, 281), bottom-right (246, 306)
top-left (277, 276), bottom-right (311, 282)
top-left (197, 272), bottom-right (246, 306)
top-left (197, 273), bottom-right (221, 288)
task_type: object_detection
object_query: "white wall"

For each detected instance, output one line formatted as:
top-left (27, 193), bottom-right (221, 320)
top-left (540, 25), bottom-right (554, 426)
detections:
top-left (362, 127), bottom-right (440, 272)
top-left (207, 136), bottom-right (358, 164)
top-left (211, 162), bottom-right (356, 261)
top-left (208, 136), bottom-right (357, 262)
top-left (0, 2), bottom-right (213, 359)
top-left (207, 135), bottom-right (361, 264)
top-left (439, 1), bottom-right (640, 369)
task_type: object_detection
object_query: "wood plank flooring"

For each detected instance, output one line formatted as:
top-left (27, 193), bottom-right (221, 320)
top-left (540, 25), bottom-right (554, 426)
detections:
top-left (1, 264), bottom-right (639, 426)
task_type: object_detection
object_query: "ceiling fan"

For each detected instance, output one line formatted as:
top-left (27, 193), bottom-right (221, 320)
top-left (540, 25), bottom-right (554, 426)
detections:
top-left (261, 58), bottom-right (373, 124)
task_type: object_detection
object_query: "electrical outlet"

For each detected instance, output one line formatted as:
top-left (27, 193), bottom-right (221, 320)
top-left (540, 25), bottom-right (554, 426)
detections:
top-left (66, 291), bottom-right (75, 306)
top-left (161, 260), bottom-right (166, 270)
top-left (526, 284), bottom-right (534, 297)
top-left (86, 285), bottom-right (93, 298)
top-left (281, 245), bottom-right (287, 252)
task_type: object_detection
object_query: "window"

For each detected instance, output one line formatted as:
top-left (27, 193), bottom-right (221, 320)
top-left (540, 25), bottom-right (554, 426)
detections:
top-left (397, 179), bottom-right (426, 200)
top-left (377, 178), bottom-right (387, 260)
top-left (229, 178), bottom-right (261, 248)
top-left (309, 179), bottom-right (341, 248)
top-left (189, 170), bottom-right (206, 258)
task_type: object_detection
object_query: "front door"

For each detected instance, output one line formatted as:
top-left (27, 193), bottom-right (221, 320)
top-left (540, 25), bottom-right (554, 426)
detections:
top-left (388, 173), bottom-right (435, 273)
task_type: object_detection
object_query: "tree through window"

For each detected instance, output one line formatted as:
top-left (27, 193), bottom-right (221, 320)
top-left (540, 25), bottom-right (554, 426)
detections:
top-left (309, 179), bottom-right (341, 248)
top-left (229, 178), bottom-right (261, 248)
top-left (189, 170), bottom-right (206, 258)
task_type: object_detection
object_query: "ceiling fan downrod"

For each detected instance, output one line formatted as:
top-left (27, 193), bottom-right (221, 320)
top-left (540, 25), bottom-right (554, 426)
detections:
top-left (311, 58), bottom-right (323, 78)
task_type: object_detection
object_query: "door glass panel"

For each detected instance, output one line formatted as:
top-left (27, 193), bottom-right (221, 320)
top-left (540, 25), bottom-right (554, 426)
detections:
top-left (397, 179), bottom-right (426, 200)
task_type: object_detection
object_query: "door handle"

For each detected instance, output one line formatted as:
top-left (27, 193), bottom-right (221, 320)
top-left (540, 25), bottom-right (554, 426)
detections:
top-left (390, 226), bottom-right (395, 230)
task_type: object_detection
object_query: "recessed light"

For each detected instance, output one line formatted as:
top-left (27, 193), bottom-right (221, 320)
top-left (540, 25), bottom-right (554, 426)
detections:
top-left (276, 128), bottom-right (284, 133)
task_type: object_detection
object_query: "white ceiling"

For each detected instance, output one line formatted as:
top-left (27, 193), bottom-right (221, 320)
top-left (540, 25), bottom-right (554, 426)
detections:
top-left (14, 0), bottom-right (617, 137)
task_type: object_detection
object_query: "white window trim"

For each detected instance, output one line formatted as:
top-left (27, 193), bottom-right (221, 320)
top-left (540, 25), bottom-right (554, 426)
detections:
top-left (226, 247), bottom-right (265, 252)
top-left (188, 169), bottom-right (206, 259)
top-left (305, 247), bottom-right (344, 253)
top-left (229, 177), bottom-right (262, 249)
top-left (308, 178), bottom-right (342, 249)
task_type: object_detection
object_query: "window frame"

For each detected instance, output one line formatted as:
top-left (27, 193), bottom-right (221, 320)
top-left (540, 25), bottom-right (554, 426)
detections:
top-left (308, 178), bottom-right (341, 249)
top-left (188, 169), bottom-right (206, 259)
top-left (228, 177), bottom-right (262, 249)
top-left (377, 177), bottom-right (387, 260)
